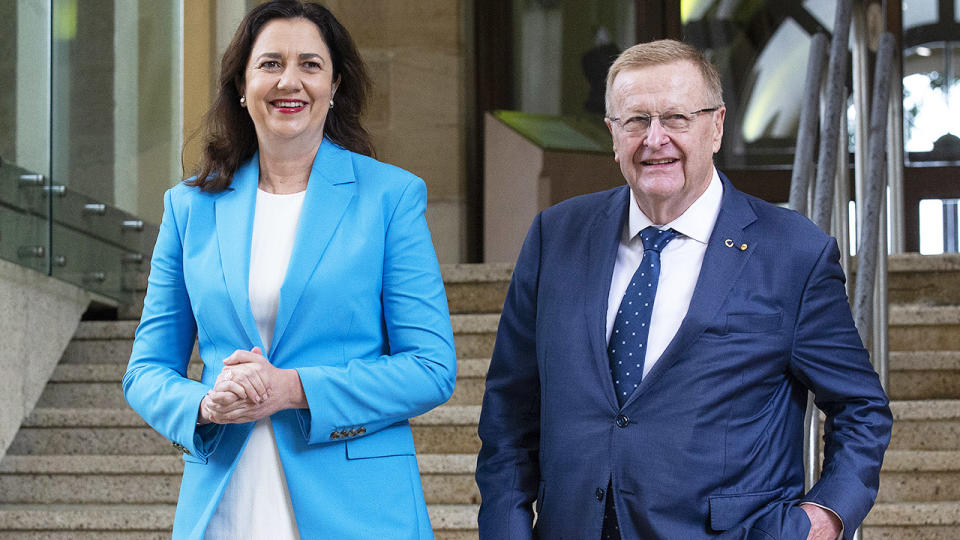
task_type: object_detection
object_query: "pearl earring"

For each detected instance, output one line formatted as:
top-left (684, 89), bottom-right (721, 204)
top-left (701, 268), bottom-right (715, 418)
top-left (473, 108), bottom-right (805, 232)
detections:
top-left (240, 96), bottom-right (246, 105)
top-left (329, 99), bottom-right (334, 108)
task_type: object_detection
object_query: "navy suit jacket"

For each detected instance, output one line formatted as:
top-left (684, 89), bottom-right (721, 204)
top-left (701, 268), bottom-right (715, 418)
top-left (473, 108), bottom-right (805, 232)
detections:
top-left (476, 175), bottom-right (892, 539)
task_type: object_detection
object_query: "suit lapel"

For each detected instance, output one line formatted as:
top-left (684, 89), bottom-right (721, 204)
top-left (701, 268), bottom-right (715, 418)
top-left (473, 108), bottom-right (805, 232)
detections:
top-left (624, 175), bottom-right (758, 407)
top-left (270, 140), bottom-right (357, 354)
top-left (215, 155), bottom-right (263, 349)
top-left (584, 187), bottom-right (631, 410)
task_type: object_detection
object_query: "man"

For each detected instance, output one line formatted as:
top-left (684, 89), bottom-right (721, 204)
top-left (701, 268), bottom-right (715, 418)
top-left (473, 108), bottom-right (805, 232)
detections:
top-left (476, 40), bottom-right (892, 540)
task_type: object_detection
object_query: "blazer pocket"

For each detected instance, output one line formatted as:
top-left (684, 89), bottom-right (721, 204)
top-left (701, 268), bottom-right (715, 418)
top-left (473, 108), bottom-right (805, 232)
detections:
top-left (345, 421), bottom-right (416, 459)
top-left (724, 312), bottom-right (783, 334)
top-left (708, 488), bottom-right (783, 531)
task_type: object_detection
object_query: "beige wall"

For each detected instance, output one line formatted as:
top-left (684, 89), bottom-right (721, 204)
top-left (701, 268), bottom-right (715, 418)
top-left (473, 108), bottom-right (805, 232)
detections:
top-left (182, 0), bottom-right (471, 263)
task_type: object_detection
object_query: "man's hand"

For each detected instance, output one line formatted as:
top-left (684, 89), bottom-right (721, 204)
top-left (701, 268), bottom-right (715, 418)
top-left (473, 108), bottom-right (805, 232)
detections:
top-left (801, 503), bottom-right (843, 540)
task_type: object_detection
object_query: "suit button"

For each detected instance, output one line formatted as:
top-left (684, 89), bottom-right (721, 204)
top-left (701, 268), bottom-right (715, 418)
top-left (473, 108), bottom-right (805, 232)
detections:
top-left (616, 414), bottom-right (629, 428)
top-left (596, 488), bottom-right (605, 501)
top-left (347, 428), bottom-right (358, 437)
top-left (330, 431), bottom-right (341, 440)
top-left (358, 427), bottom-right (367, 435)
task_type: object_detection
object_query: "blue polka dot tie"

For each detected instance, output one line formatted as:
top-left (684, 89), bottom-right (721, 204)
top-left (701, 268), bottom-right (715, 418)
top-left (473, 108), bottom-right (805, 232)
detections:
top-left (608, 226), bottom-right (679, 407)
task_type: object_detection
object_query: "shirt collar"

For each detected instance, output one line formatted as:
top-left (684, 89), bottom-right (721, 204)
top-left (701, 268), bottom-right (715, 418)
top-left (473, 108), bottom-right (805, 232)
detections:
top-left (627, 167), bottom-right (724, 245)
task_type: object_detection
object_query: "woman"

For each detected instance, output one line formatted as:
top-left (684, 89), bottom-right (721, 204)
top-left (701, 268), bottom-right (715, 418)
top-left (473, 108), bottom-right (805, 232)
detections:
top-left (122, 2), bottom-right (456, 538)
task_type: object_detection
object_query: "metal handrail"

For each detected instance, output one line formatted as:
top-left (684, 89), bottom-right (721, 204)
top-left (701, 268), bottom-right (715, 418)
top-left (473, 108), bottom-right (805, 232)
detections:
top-left (793, 2), bottom-right (895, 536)
top-left (853, 32), bottom-right (896, 363)
top-left (811, 0), bottom-right (853, 234)
top-left (789, 34), bottom-right (829, 216)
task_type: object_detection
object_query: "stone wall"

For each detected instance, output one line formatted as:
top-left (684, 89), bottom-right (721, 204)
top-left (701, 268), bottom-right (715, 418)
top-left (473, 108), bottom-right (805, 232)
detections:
top-left (182, 0), bottom-right (472, 263)
top-left (0, 259), bottom-right (91, 462)
top-left (324, 1), bottom-right (470, 263)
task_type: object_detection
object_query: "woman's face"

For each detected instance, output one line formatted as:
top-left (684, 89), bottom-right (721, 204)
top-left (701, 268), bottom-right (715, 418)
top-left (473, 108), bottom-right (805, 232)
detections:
top-left (241, 17), bottom-right (338, 150)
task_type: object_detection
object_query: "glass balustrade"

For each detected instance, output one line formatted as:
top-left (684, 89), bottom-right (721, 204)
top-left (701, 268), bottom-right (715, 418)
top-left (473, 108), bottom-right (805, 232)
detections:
top-left (1, 0), bottom-right (180, 306)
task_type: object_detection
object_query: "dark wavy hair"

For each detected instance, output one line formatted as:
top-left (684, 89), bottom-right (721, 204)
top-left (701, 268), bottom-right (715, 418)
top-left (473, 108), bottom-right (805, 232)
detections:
top-left (188, 0), bottom-right (372, 191)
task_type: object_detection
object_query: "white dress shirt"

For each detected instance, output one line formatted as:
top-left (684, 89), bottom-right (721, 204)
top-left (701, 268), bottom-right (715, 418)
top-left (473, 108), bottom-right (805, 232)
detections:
top-left (206, 188), bottom-right (303, 540)
top-left (605, 169), bottom-right (723, 378)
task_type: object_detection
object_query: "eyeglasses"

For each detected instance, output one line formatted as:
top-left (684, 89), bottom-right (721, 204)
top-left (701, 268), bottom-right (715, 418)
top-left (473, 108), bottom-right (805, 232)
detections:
top-left (607, 107), bottom-right (719, 135)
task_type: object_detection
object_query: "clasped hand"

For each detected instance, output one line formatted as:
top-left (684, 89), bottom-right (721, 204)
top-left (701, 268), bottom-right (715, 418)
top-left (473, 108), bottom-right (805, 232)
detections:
top-left (199, 347), bottom-right (288, 424)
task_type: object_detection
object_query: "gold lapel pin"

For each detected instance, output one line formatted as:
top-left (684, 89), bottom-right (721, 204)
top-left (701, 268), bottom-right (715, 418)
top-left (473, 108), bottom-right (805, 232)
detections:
top-left (740, 243), bottom-right (748, 251)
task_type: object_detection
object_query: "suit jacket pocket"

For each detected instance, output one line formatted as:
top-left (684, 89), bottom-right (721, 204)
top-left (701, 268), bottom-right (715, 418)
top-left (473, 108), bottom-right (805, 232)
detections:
top-left (345, 421), bottom-right (416, 459)
top-left (724, 312), bottom-right (783, 334)
top-left (708, 488), bottom-right (783, 531)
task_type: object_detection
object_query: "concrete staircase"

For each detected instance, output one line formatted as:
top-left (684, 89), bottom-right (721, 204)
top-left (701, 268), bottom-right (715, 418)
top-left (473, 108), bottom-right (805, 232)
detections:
top-left (860, 254), bottom-right (960, 539)
top-left (0, 264), bottom-right (508, 539)
top-left (0, 256), bottom-right (957, 539)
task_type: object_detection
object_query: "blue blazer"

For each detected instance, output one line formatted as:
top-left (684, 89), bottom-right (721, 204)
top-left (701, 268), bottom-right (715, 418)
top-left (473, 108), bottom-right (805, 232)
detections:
top-left (476, 175), bottom-right (892, 540)
top-left (123, 139), bottom-right (456, 539)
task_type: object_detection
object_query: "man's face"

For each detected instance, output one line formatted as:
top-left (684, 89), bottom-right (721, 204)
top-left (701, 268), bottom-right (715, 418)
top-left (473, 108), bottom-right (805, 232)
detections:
top-left (605, 61), bottom-right (725, 221)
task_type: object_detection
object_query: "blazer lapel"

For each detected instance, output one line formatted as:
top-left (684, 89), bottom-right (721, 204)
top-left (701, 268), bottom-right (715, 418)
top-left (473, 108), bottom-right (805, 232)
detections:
top-left (624, 175), bottom-right (758, 406)
top-left (270, 139), bottom-right (357, 354)
top-left (215, 155), bottom-right (263, 350)
top-left (584, 186), bottom-right (631, 410)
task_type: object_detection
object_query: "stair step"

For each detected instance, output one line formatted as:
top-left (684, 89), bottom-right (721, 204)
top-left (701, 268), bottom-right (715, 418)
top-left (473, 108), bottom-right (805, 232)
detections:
top-left (890, 306), bottom-right (960, 352)
top-left (0, 503), bottom-right (479, 535)
top-left (65, 316), bottom-right (498, 365)
top-left (43, 364), bottom-right (485, 407)
top-left (0, 453), bottom-right (479, 505)
top-left (450, 315), bottom-right (498, 359)
top-left (0, 475), bottom-right (179, 505)
top-left (879, 451), bottom-right (960, 503)
top-left (49, 363), bottom-right (202, 383)
top-left (49, 359), bottom-right (486, 385)
top-left (0, 504), bottom-right (175, 531)
top-left (864, 501), bottom-right (960, 525)
top-left (863, 501), bottom-right (960, 540)
top-left (0, 456), bottom-right (182, 475)
top-left (882, 253), bottom-right (960, 305)
top-left (889, 401), bottom-right (960, 451)
top-left (0, 453), bottom-right (474, 475)
top-left (37, 383), bottom-right (129, 409)
top-left (10, 406), bottom-right (481, 456)
top-left (890, 352), bottom-right (960, 400)
top-left (16, 401), bottom-right (960, 456)
top-left (441, 263), bottom-right (511, 314)
top-left (23, 452), bottom-right (957, 507)
top-left (0, 533), bottom-right (167, 540)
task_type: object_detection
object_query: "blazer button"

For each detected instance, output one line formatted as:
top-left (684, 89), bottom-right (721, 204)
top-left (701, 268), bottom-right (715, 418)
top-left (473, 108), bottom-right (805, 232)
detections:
top-left (358, 427), bottom-right (367, 435)
top-left (616, 414), bottom-right (629, 428)
top-left (330, 431), bottom-right (341, 440)
top-left (347, 428), bottom-right (358, 437)
top-left (596, 487), bottom-right (605, 501)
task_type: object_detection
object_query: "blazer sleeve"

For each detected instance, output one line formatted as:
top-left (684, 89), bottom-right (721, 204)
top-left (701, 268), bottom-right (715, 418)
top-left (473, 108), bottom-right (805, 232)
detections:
top-left (475, 213), bottom-right (543, 540)
top-left (293, 177), bottom-right (457, 445)
top-left (122, 187), bottom-right (223, 461)
top-left (789, 238), bottom-right (893, 538)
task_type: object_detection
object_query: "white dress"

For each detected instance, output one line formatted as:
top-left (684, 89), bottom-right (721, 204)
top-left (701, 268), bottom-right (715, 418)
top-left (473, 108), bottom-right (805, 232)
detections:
top-left (205, 188), bottom-right (305, 540)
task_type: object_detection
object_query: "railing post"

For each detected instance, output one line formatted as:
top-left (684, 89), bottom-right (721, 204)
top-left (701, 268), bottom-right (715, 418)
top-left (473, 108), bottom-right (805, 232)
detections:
top-left (853, 32), bottom-right (895, 347)
top-left (806, 0), bottom-right (854, 495)
top-left (812, 0), bottom-right (853, 233)
top-left (790, 34), bottom-right (829, 216)
top-left (888, 48), bottom-right (905, 254)
top-left (852, 0), bottom-right (871, 237)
